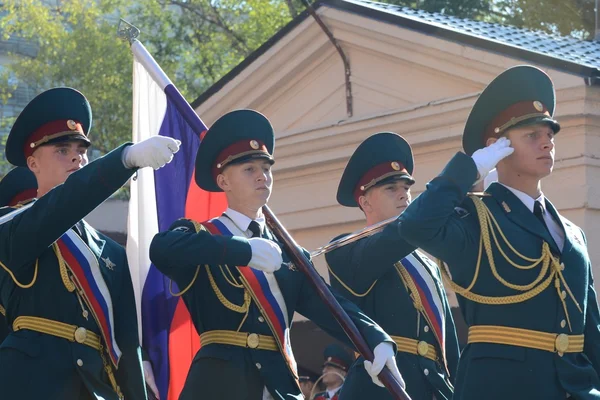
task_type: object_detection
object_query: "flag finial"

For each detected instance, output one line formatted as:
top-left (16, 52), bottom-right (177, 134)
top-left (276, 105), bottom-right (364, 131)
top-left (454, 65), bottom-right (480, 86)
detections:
top-left (117, 19), bottom-right (140, 44)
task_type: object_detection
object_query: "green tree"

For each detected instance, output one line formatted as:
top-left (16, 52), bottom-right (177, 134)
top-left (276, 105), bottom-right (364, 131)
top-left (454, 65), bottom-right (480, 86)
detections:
top-left (0, 0), bottom-right (304, 161)
top-left (0, 0), bottom-right (133, 155)
top-left (494, 0), bottom-right (595, 39)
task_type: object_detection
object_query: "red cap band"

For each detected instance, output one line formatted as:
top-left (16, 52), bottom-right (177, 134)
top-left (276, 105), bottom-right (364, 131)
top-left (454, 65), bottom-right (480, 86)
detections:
top-left (24, 119), bottom-right (85, 159)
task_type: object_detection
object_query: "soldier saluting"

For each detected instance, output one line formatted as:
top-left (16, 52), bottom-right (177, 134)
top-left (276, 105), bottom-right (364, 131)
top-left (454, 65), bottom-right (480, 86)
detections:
top-left (398, 65), bottom-right (600, 399)
top-left (0, 87), bottom-right (180, 400)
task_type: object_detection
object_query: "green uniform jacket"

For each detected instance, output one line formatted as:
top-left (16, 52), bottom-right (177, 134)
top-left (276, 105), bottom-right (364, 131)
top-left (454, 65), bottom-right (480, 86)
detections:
top-left (398, 152), bottom-right (600, 400)
top-left (150, 214), bottom-right (395, 400)
top-left (0, 145), bottom-right (147, 400)
top-left (326, 223), bottom-right (459, 400)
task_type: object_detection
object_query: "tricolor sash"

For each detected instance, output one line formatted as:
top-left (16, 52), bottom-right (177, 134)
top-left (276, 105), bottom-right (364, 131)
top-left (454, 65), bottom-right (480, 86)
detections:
top-left (398, 252), bottom-right (446, 366)
top-left (56, 229), bottom-right (122, 366)
top-left (0, 203), bottom-right (121, 367)
top-left (201, 218), bottom-right (298, 379)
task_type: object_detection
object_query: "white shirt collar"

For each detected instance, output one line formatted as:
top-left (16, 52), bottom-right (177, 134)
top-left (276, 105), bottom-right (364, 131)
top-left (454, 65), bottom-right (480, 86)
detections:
top-left (223, 207), bottom-right (266, 233)
top-left (497, 183), bottom-right (546, 213)
top-left (327, 385), bottom-right (343, 398)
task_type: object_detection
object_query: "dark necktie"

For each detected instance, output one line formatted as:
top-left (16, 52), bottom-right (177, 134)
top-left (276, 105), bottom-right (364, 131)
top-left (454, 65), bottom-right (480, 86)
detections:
top-left (534, 200), bottom-right (553, 243)
top-left (248, 220), bottom-right (262, 238)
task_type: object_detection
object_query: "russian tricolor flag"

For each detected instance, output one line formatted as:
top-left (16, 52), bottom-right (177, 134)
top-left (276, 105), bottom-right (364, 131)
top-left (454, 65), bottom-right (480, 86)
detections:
top-left (126, 40), bottom-right (227, 400)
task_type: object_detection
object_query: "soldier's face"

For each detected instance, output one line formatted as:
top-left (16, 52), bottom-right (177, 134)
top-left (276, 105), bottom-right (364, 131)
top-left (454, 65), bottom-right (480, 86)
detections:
top-left (217, 159), bottom-right (273, 209)
top-left (499, 124), bottom-right (555, 179)
top-left (321, 365), bottom-right (346, 387)
top-left (360, 180), bottom-right (412, 222)
top-left (27, 141), bottom-right (89, 189)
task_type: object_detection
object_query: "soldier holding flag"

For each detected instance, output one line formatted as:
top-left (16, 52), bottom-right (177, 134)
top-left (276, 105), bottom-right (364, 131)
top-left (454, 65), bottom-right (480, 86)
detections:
top-left (150, 109), bottom-right (405, 400)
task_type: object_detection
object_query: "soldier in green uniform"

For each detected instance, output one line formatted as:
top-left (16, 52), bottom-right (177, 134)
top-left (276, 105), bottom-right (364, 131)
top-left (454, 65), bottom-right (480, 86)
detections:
top-left (398, 65), bottom-right (600, 399)
top-left (149, 109), bottom-right (405, 400)
top-left (0, 87), bottom-right (180, 400)
top-left (0, 166), bottom-right (38, 343)
top-left (313, 344), bottom-right (353, 400)
top-left (326, 132), bottom-right (459, 400)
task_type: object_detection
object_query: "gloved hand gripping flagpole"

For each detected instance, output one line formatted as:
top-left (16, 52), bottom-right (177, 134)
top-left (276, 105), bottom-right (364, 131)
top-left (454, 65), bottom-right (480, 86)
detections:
top-left (117, 19), bottom-right (411, 400)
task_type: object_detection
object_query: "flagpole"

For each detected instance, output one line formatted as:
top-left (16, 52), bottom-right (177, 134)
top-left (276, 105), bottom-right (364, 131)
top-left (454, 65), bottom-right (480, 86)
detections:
top-left (118, 19), bottom-right (410, 400)
top-left (118, 19), bottom-right (208, 135)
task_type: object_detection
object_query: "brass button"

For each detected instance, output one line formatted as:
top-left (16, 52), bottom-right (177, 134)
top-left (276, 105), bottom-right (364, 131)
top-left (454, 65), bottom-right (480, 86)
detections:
top-left (417, 341), bottom-right (429, 357)
top-left (255, 362), bottom-right (262, 369)
top-left (423, 326), bottom-right (429, 333)
top-left (560, 263), bottom-right (565, 271)
top-left (76, 359), bottom-right (83, 367)
top-left (423, 368), bottom-right (429, 376)
top-left (561, 291), bottom-right (567, 300)
top-left (555, 333), bottom-right (569, 353)
top-left (560, 320), bottom-right (566, 328)
top-left (247, 333), bottom-right (260, 349)
top-left (258, 316), bottom-right (265, 323)
top-left (74, 327), bottom-right (87, 344)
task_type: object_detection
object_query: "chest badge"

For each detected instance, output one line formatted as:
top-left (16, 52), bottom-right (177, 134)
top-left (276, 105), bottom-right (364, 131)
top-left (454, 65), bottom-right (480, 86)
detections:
top-left (101, 257), bottom-right (116, 270)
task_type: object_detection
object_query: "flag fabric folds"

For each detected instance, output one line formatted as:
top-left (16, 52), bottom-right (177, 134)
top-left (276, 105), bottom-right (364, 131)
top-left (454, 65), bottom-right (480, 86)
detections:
top-left (126, 43), bottom-right (227, 400)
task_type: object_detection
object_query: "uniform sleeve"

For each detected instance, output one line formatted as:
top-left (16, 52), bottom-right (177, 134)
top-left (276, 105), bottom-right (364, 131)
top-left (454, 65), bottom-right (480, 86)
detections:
top-left (582, 229), bottom-right (600, 372)
top-left (112, 247), bottom-right (148, 400)
top-left (149, 219), bottom-right (252, 283)
top-left (0, 144), bottom-right (135, 274)
top-left (325, 222), bottom-right (415, 295)
top-left (295, 262), bottom-right (395, 354)
top-left (398, 152), bottom-right (480, 265)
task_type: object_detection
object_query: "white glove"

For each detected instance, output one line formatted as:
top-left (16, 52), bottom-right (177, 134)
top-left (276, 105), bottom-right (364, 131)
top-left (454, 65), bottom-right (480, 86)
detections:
top-left (248, 238), bottom-right (283, 273)
top-left (471, 137), bottom-right (514, 181)
top-left (143, 360), bottom-right (160, 399)
top-left (122, 136), bottom-right (181, 170)
top-left (363, 342), bottom-right (405, 389)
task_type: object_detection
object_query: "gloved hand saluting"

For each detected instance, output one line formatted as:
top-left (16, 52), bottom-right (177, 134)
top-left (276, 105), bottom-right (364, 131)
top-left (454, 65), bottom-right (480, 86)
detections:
top-left (122, 136), bottom-right (181, 170)
top-left (471, 137), bottom-right (514, 181)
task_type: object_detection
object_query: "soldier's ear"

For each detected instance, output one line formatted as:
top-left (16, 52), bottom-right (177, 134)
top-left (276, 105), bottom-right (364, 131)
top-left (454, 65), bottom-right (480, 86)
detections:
top-left (216, 173), bottom-right (228, 192)
top-left (27, 155), bottom-right (39, 174)
top-left (358, 194), bottom-right (371, 213)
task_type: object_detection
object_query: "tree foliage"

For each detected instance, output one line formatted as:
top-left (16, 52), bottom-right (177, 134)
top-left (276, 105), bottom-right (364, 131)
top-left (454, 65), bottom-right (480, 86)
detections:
top-left (0, 0), bottom-right (595, 169)
top-left (0, 0), bottom-right (303, 161)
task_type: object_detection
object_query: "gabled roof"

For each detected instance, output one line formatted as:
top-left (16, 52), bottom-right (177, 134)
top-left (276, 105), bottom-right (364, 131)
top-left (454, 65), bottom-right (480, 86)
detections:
top-left (192, 0), bottom-right (600, 108)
